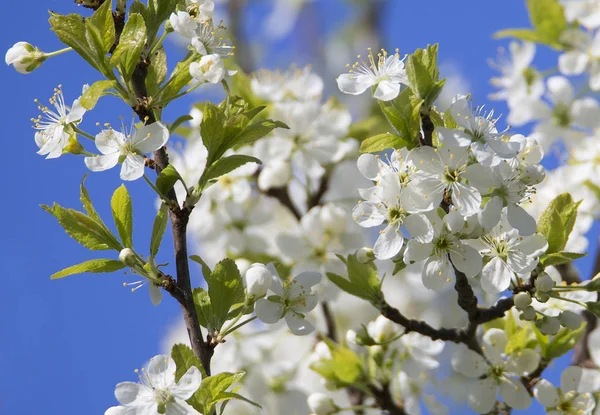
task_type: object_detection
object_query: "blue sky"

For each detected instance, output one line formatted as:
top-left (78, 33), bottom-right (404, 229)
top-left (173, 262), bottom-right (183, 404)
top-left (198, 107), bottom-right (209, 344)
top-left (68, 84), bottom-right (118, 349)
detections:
top-left (0, 1), bottom-right (590, 414)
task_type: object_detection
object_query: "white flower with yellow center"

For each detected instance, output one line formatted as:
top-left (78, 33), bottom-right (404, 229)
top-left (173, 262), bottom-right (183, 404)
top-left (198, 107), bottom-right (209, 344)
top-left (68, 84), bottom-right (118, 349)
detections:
top-left (534, 366), bottom-right (597, 415)
top-left (337, 48), bottom-right (409, 101)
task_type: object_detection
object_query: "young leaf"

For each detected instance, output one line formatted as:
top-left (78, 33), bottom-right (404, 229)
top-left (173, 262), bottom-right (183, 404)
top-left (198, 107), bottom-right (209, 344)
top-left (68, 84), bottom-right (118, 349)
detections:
top-left (199, 155), bottom-right (261, 189)
top-left (86, 0), bottom-right (116, 56)
top-left (206, 259), bottom-right (245, 332)
top-left (110, 12), bottom-right (147, 79)
top-left (360, 132), bottom-right (415, 153)
top-left (42, 203), bottom-right (121, 251)
top-left (194, 371), bottom-right (246, 415)
top-left (540, 251), bottom-right (586, 266)
top-left (327, 254), bottom-right (382, 304)
top-left (169, 115), bottom-right (194, 134)
top-left (190, 255), bottom-right (212, 279)
top-left (193, 288), bottom-right (213, 329)
top-left (51, 259), bottom-right (124, 279)
top-left (150, 202), bottom-right (169, 257)
top-left (111, 185), bottom-right (133, 248)
top-left (310, 343), bottom-right (363, 386)
top-left (537, 193), bottom-right (579, 254)
top-left (156, 165), bottom-right (183, 196)
top-left (171, 343), bottom-right (207, 380)
top-left (80, 175), bottom-right (103, 223)
top-left (49, 13), bottom-right (103, 72)
top-left (80, 80), bottom-right (117, 110)
top-left (378, 88), bottom-right (421, 147)
top-left (229, 119), bottom-right (289, 149)
top-left (545, 324), bottom-right (586, 359)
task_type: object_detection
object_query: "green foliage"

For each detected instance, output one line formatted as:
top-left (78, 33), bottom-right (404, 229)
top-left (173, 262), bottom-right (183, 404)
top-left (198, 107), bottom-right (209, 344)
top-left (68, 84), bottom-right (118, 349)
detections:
top-left (494, 0), bottom-right (568, 49)
top-left (146, 0), bottom-right (185, 44)
top-left (310, 339), bottom-right (364, 388)
top-left (190, 254), bottom-right (212, 278)
top-left (146, 46), bottom-right (168, 96)
top-left (169, 115), bottom-right (194, 134)
top-left (171, 343), bottom-right (207, 379)
top-left (206, 259), bottom-right (245, 332)
top-left (192, 371), bottom-right (259, 414)
top-left (154, 51), bottom-right (198, 105)
top-left (156, 164), bottom-right (184, 196)
top-left (360, 132), bottom-right (415, 153)
top-left (150, 202), bottom-right (169, 258)
top-left (50, 259), bottom-right (125, 279)
top-left (405, 44), bottom-right (445, 108)
top-left (326, 254), bottom-right (382, 304)
top-left (199, 155), bottom-right (261, 189)
top-left (80, 80), bottom-right (117, 110)
top-left (49, 0), bottom-right (115, 76)
top-left (537, 193), bottom-right (581, 256)
top-left (111, 185), bottom-right (134, 248)
top-left (540, 251), bottom-right (586, 266)
top-left (42, 203), bottom-right (121, 251)
top-left (535, 324), bottom-right (587, 359)
top-left (585, 301), bottom-right (600, 318)
top-left (374, 88), bottom-right (422, 152)
top-left (110, 13), bottom-right (147, 79)
top-left (193, 288), bottom-right (213, 329)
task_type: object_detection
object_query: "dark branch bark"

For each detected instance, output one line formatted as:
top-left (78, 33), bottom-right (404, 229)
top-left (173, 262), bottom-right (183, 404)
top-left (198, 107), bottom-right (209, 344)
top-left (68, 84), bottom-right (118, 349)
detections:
top-left (369, 384), bottom-right (407, 415)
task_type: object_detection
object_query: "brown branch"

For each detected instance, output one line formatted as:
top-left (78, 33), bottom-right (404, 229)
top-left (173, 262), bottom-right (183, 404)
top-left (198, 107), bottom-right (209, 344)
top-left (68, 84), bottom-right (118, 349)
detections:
top-left (369, 384), bottom-right (407, 415)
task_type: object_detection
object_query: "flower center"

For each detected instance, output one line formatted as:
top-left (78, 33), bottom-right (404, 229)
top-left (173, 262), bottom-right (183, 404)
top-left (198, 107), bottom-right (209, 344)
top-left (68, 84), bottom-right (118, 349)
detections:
top-left (387, 206), bottom-right (405, 223)
top-left (522, 67), bottom-right (537, 87)
top-left (553, 103), bottom-right (571, 127)
top-left (492, 239), bottom-right (510, 260)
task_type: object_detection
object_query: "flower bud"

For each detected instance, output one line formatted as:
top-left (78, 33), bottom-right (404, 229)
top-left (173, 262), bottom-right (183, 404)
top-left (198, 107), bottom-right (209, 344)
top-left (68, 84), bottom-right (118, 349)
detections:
top-left (558, 310), bottom-right (583, 330)
top-left (514, 292), bottom-right (532, 310)
top-left (169, 11), bottom-right (197, 38)
top-left (185, 186), bottom-right (202, 207)
top-left (244, 263), bottom-right (273, 298)
top-left (307, 393), bottom-right (337, 415)
top-left (189, 54), bottom-right (226, 84)
top-left (520, 306), bottom-right (537, 321)
top-left (356, 247), bottom-right (375, 264)
top-left (119, 248), bottom-right (137, 267)
top-left (368, 315), bottom-right (396, 343)
top-left (537, 316), bottom-right (561, 335)
top-left (535, 273), bottom-right (555, 292)
top-left (5, 42), bottom-right (45, 74)
top-left (535, 291), bottom-right (551, 303)
top-left (258, 160), bottom-right (292, 190)
top-left (320, 204), bottom-right (348, 234)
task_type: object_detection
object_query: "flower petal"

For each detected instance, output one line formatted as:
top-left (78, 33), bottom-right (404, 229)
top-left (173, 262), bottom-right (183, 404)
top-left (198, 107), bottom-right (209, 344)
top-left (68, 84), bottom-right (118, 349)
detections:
top-left (373, 224), bottom-right (404, 260)
top-left (95, 129), bottom-right (125, 155)
top-left (499, 377), bottom-right (531, 410)
top-left (146, 355), bottom-right (176, 390)
top-left (404, 213), bottom-right (434, 243)
top-left (452, 345), bottom-right (488, 378)
top-left (468, 377), bottom-right (497, 414)
top-left (120, 154), bottom-right (146, 181)
top-left (114, 382), bottom-right (143, 405)
top-left (255, 298), bottom-right (284, 324)
top-left (450, 244), bottom-right (482, 278)
top-left (533, 379), bottom-right (560, 407)
top-left (507, 204), bottom-right (537, 236)
top-left (285, 312), bottom-right (315, 335)
top-left (423, 255), bottom-right (453, 291)
top-left (133, 122), bottom-right (170, 153)
top-left (171, 366), bottom-right (202, 400)
top-left (481, 256), bottom-right (513, 294)
top-left (149, 283), bottom-right (162, 306)
top-left (336, 73), bottom-right (374, 95)
top-left (373, 80), bottom-right (401, 101)
top-left (85, 153), bottom-right (120, 172)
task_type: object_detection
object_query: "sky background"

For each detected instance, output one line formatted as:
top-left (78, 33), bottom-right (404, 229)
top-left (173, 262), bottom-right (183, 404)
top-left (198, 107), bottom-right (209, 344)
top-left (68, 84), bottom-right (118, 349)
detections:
top-left (0, 0), bottom-right (591, 414)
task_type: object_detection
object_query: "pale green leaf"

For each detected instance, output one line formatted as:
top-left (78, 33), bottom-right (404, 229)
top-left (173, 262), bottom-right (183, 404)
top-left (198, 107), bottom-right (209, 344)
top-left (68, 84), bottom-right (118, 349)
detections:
top-left (150, 202), bottom-right (169, 257)
top-left (51, 259), bottom-right (124, 279)
top-left (111, 184), bottom-right (133, 248)
top-left (81, 80), bottom-right (117, 110)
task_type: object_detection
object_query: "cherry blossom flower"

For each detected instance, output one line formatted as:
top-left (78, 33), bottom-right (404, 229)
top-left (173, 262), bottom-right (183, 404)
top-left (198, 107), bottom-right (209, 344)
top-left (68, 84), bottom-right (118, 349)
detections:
top-left (5, 41), bottom-right (44, 74)
top-left (534, 366), bottom-right (597, 415)
top-left (84, 122), bottom-right (169, 181)
top-left (559, 29), bottom-right (600, 90)
top-left (105, 354), bottom-right (202, 415)
top-left (337, 48), bottom-right (409, 101)
top-left (33, 85), bottom-right (87, 159)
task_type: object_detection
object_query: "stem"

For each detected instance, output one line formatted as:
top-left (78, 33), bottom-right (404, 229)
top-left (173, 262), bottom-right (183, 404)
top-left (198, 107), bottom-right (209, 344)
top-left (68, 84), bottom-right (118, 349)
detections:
top-left (72, 126), bottom-right (96, 141)
top-left (44, 47), bottom-right (72, 58)
top-left (221, 316), bottom-right (257, 337)
top-left (142, 174), bottom-right (169, 202)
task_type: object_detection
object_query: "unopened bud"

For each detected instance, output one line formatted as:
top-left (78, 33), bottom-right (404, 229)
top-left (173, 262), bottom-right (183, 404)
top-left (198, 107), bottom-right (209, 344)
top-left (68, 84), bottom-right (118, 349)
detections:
top-left (119, 248), bottom-right (137, 267)
top-left (536, 291), bottom-right (551, 303)
top-left (244, 263), bottom-right (273, 298)
top-left (307, 393), bottom-right (338, 415)
top-left (558, 310), bottom-right (583, 330)
top-left (184, 186), bottom-right (202, 207)
top-left (5, 42), bottom-right (45, 74)
top-left (368, 315), bottom-right (397, 343)
top-left (535, 273), bottom-right (555, 293)
top-left (537, 316), bottom-right (561, 335)
top-left (520, 306), bottom-right (537, 321)
top-left (64, 136), bottom-right (84, 155)
top-left (514, 292), bottom-right (532, 310)
top-left (357, 247), bottom-right (375, 264)
top-left (346, 329), bottom-right (358, 345)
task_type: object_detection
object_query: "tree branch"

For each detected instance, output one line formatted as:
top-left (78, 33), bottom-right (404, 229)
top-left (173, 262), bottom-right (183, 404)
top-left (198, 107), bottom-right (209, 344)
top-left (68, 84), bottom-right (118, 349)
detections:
top-left (369, 384), bottom-right (407, 415)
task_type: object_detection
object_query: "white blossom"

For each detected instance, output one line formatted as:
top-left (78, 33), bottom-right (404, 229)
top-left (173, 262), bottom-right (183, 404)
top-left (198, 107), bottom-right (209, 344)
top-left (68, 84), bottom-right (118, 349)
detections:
top-left (5, 41), bottom-right (43, 74)
top-left (534, 366), bottom-right (597, 414)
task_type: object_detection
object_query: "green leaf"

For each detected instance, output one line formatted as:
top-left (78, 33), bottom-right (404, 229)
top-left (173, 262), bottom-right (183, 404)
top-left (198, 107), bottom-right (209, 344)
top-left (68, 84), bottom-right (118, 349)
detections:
top-left (110, 13), bottom-right (147, 79)
top-left (546, 324), bottom-right (586, 359)
top-left (327, 254), bottom-right (382, 304)
top-left (541, 251), bottom-right (586, 266)
top-left (147, 46), bottom-right (167, 96)
top-left (229, 119), bottom-right (288, 149)
top-left (377, 88), bottom-right (421, 148)
top-left (206, 259), bottom-right (244, 331)
top-left (87, 0), bottom-right (116, 56)
top-left (156, 164), bottom-right (183, 196)
top-left (210, 391), bottom-right (261, 410)
top-left (51, 259), bottom-right (124, 279)
top-left (360, 132), bottom-right (414, 153)
top-left (200, 102), bottom-right (227, 166)
top-left (171, 343), bottom-right (207, 380)
top-left (80, 80), bottom-right (117, 110)
top-left (146, 0), bottom-right (185, 43)
top-left (190, 255), bottom-right (212, 279)
top-left (80, 175), bottom-right (103, 223)
top-left (537, 193), bottom-right (580, 254)
top-left (505, 325), bottom-right (533, 355)
top-left (193, 288), bottom-right (213, 329)
top-left (150, 202), bottom-right (169, 257)
top-left (310, 343), bottom-right (363, 386)
top-left (494, 0), bottom-right (567, 49)
top-left (406, 54), bottom-right (433, 101)
top-left (111, 185), bottom-right (133, 248)
top-left (194, 371), bottom-right (246, 414)
top-left (229, 68), bottom-right (264, 109)
top-left (405, 45), bottom-right (444, 107)
top-left (585, 302), bottom-right (600, 318)
top-left (155, 51), bottom-right (197, 105)
top-left (42, 203), bottom-right (121, 251)
top-left (169, 115), bottom-right (194, 134)
top-left (199, 155), bottom-right (261, 189)
top-left (49, 13), bottom-right (103, 72)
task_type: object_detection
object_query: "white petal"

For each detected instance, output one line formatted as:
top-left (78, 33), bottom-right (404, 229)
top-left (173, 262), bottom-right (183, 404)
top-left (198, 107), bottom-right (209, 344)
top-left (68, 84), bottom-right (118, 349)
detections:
top-left (133, 122), bottom-right (170, 153)
top-left (559, 51), bottom-right (589, 75)
top-left (149, 283), bottom-right (162, 306)
top-left (95, 129), bottom-right (125, 155)
top-left (443, 210), bottom-right (465, 233)
top-left (451, 182), bottom-right (482, 217)
top-left (169, 399), bottom-right (203, 415)
top-left (404, 213), bottom-right (434, 243)
top-left (506, 348), bottom-right (539, 376)
top-left (452, 345), bottom-right (489, 377)
top-left (410, 147), bottom-right (444, 174)
top-left (547, 76), bottom-right (574, 104)
top-left (481, 257), bottom-right (513, 294)
top-left (373, 80), bottom-right (401, 101)
top-left (482, 328), bottom-right (508, 366)
top-left (171, 366), bottom-right (202, 400)
top-left (85, 153), bottom-right (119, 172)
top-left (292, 293), bottom-right (318, 313)
top-left (336, 73), bottom-right (374, 95)
top-left (290, 271), bottom-right (322, 293)
top-left (404, 240), bottom-right (432, 264)
top-left (255, 299), bottom-right (284, 324)
top-left (588, 327), bottom-right (600, 367)
top-left (373, 224), bottom-right (404, 260)
top-left (437, 127), bottom-right (472, 147)
top-left (120, 154), bottom-right (146, 181)
top-left (352, 202), bottom-right (386, 228)
top-left (479, 196), bottom-right (503, 232)
top-left (285, 312), bottom-right (315, 335)
top-left (514, 233), bottom-right (547, 257)
top-left (423, 255), bottom-right (453, 291)
top-left (114, 382), bottom-right (143, 405)
top-left (66, 99), bottom-right (86, 124)
top-left (561, 365), bottom-right (583, 393)
top-left (499, 377), bottom-right (531, 410)
top-left (572, 97), bottom-right (600, 128)
top-left (146, 355), bottom-right (176, 390)
top-left (450, 244), bottom-right (482, 278)
top-left (533, 379), bottom-right (560, 407)
top-left (277, 234), bottom-right (310, 260)
top-left (468, 377), bottom-right (497, 414)
top-left (507, 204), bottom-right (537, 236)
top-left (356, 154), bottom-right (380, 180)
